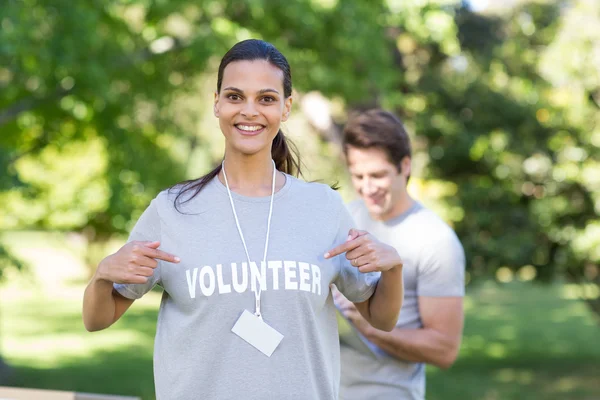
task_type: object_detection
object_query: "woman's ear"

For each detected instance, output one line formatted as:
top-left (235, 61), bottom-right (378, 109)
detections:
top-left (281, 96), bottom-right (293, 122)
top-left (213, 92), bottom-right (219, 117)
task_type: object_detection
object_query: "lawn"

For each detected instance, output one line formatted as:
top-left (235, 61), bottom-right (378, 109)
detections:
top-left (427, 282), bottom-right (600, 400)
top-left (0, 233), bottom-right (599, 399)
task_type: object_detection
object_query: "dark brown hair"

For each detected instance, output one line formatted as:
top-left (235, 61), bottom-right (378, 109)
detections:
top-left (172, 39), bottom-right (301, 210)
top-left (342, 109), bottom-right (412, 173)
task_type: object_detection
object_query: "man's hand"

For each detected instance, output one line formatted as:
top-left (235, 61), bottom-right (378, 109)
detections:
top-left (333, 287), bottom-right (373, 335)
top-left (96, 241), bottom-right (180, 284)
top-left (325, 228), bottom-right (403, 273)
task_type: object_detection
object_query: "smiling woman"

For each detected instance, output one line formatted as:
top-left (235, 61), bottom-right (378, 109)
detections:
top-left (174, 40), bottom-right (299, 202)
top-left (215, 59), bottom-right (292, 176)
top-left (82, 39), bottom-right (405, 400)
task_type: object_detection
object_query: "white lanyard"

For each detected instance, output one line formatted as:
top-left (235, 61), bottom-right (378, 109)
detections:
top-left (222, 159), bottom-right (276, 320)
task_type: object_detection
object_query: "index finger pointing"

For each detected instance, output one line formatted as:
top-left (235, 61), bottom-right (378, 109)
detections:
top-left (324, 239), bottom-right (360, 259)
top-left (144, 247), bottom-right (180, 263)
top-left (346, 228), bottom-right (368, 242)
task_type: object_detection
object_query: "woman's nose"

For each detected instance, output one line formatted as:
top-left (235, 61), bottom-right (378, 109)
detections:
top-left (241, 102), bottom-right (259, 118)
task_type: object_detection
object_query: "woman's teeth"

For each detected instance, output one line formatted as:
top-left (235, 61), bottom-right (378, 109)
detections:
top-left (237, 125), bottom-right (263, 132)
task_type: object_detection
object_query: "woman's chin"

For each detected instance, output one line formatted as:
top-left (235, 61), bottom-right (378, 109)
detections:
top-left (229, 142), bottom-right (270, 157)
top-left (224, 131), bottom-right (277, 157)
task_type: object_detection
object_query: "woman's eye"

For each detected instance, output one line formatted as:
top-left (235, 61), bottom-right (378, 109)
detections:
top-left (227, 94), bottom-right (241, 101)
top-left (262, 96), bottom-right (275, 103)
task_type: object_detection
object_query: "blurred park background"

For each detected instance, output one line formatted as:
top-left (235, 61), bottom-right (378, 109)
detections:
top-left (1, 0), bottom-right (599, 399)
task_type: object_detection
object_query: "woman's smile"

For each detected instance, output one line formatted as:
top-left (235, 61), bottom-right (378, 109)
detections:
top-left (235, 123), bottom-right (266, 136)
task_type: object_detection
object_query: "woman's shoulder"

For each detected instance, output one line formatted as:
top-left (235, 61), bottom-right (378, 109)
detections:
top-left (286, 175), bottom-right (344, 207)
top-left (152, 184), bottom-right (184, 205)
top-left (152, 177), bottom-right (218, 213)
top-left (144, 187), bottom-right (176, 216)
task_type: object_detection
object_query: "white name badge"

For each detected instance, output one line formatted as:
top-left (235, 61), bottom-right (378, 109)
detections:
top-left (231, 310), bottom-right (284, 357)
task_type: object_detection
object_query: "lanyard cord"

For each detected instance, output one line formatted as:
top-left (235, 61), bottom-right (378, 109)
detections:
top-left (222, 159), bottom-right (276, 320)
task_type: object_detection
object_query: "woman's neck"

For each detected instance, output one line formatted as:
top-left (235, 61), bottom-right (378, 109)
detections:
top-left (219, 152), bottom-right (284, 196)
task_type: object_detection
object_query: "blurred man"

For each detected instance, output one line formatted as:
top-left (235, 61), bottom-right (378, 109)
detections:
top-left (336, 109), bottom-right (466, 400)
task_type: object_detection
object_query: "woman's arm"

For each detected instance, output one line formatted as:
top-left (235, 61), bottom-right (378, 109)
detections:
top-left (326, 229), bottom-right (404, 331)
top-left (354, 266), bottom-right (403, 331)
top-left (83, 270), bottom-right (135, 332)
top-left (82, 240), bottom-right (178, 331)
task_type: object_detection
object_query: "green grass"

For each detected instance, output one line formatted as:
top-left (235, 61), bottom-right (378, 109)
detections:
top-left (427, 282), bottom-right (600, 400)
top-left (2, 283), bottom-right (598, 400)
top-left (0, 233), bottom-right (599, 399)
top-left (0, 286), bottom-right (160, 399)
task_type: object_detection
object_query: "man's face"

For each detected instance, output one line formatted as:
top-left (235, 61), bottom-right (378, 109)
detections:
top-left (346, 146), bottom-right (410, 221)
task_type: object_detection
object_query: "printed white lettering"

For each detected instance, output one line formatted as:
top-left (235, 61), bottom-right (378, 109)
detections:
top-left (216, 264), bottom-right (231, 294)
top-left (250, 262), bottom-right (267, 292)
top-left (199, 266), bottom-right (216, 296)
top-left (284, 261), bottom-right (298, 290)
top-left (268, 261), bottom-right (282, 290)
top-left (184, 261), bottom-right (324, 299)
top-left (186, 268), bottom-right (198, 299)
top-left (298, 262), bottom-right (311, 292)
top-left (232, 262), bottom-right (248, 293)
top-left (311, 264), bottom-right (321, 295)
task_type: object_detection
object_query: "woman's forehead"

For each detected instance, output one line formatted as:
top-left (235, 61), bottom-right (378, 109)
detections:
top-left (221, 60), bottom-right (285, 92)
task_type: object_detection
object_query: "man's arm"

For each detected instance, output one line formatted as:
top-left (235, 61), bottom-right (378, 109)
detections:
top-left (351, 296), bottom-right (464, 369)
top-left (359, 225), bottom-right (466, 368)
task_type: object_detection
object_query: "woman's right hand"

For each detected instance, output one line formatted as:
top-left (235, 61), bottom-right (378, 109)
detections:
top-left (95, 240), bottom-right (180, 284)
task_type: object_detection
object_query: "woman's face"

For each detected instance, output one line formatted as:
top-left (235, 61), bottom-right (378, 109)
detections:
top-left (214, 60), bottom-right (292, 158)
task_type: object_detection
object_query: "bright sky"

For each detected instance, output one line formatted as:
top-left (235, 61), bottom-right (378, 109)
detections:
top-left (467, 0), bottom-right (489, 12)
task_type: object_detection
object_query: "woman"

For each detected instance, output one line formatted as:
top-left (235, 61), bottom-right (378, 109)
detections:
top-left (83, 39), bottom-right (404, 400)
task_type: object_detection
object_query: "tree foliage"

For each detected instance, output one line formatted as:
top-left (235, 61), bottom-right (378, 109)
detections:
top-left (383, 0), bottom-right (599, 313)
top-left (0, 0), bottom-right (598, 314)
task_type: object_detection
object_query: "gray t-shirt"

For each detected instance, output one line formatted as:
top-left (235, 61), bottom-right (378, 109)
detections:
top-left (114, 175), bottom-right (380, 400)
top-left (339, 200), bottom-right (465, 400)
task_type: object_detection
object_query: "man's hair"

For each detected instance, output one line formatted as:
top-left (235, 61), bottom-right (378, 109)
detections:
top-left (342, 109), bottom-right (412, 172)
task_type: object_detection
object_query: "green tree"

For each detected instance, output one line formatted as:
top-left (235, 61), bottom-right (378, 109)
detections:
top-left (0, 0), bottom-right (448, 268)
top-left (536, 0), bottom-right (600, 314)
top-left (1, 0), bottom-right (597, 319)
top-left (386, 1), bottom-right (599, 314)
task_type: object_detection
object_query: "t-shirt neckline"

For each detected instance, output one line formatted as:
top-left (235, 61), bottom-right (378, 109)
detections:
top-left (381, 201), bottom-right (422, 226)
top-left (212, 172), bottom-right (293, 203)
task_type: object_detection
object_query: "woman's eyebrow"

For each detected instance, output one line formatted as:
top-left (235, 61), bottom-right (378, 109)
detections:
top-left (222, 87), bottom-right (280, 95)
top-left (258, 88), bottom-right (280, 95)
top-left (222, 86), bottom-right (243, 93)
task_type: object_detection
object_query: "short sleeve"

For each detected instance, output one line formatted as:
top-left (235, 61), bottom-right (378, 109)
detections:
top-left (417, 231), bottom-right (465, 297)
top-left (114, 197), bottom-right (163, 300)
top-left (331, 193), bottom-right (380, 303)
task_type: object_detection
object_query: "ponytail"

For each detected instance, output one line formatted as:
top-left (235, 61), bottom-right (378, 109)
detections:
top-left (171, 130), bottom-right (303, 212)
top-left (272, 129), bottom-right (302, 176)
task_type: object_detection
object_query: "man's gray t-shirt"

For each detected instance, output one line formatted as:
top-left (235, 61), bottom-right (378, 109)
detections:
top-left (114, 175), bottom-right (380, 400)
top-left (339, 200), bottom-right (465, 400)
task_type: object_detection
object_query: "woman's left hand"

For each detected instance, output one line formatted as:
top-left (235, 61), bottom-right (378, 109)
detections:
top-left (324, 229), bottom-right (403, 273)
